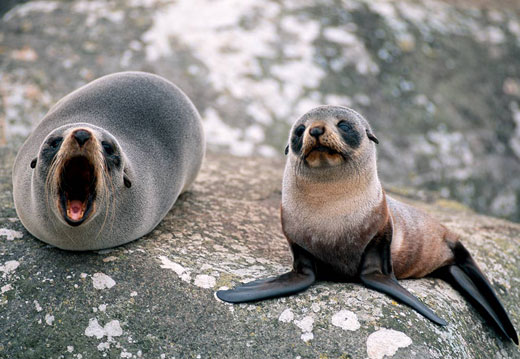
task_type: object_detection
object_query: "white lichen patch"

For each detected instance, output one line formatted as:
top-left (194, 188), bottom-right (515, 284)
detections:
top-left (193, 274), bottom-right (217, 289)
top-left (34, 300), bottom-right (42, 312)
top-left (0, 260), bottom-right (20, 277)
top-left (85, 319), bottom-right (105, 339)
top-left (104, 320), bottom-right (123, 337)
top-left (278, 308), bottom-right (294, 323)
top-left (366, 328), bottom-right (412, 359)
top-left (142, 0), bottom-right (345, 155)
top-left (301, 332), bottom-right (314, 342)
top-left (158, 256), bottom-right (191, 283)
top-left (72, 1), bottom-right (124, 28)
top-left (1, 284), bottom-right (13, 294)
top-left (45, 314), bottom-right (55, 326)
top-left (0, 228), bottom-right (23, 241)
top-left (294, 315), bottom-right (314, 342)
top-left (97, 342), bottom-right (110, 351)
top-left (4, 0), bottom-right (60, 21)
top-left (322, 27), bottom-right (379, 75)
top-left (202, 108), bottom-right (252, 157)
top-left (91, 273), bottom-right (116, 290)
top-left (331, 310), bottom-right (360, 331)
top-left (85, 318), bottom-right (123, 339)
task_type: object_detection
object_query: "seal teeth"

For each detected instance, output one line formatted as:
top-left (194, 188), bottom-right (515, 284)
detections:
top-left (67, 199), bottom-right (86, 221)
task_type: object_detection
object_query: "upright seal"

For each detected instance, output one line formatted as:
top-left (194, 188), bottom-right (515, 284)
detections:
top-left (13, 71), bottom-right (205, 250)
top-left (217, 105), bottom-right (518, 343)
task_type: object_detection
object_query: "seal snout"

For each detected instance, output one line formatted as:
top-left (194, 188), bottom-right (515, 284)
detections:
top-left (73, 129), bottom-right (92, 147)
top-left (300, 122), bottom-right (346, 168)
top-left (309, 125), bottom-right (325, 139)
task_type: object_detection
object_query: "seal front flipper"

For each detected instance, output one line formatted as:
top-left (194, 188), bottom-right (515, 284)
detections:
top-left (216, 270), bottom-right (315, 303)
top-left (434, 242), bottom-right (518, 343)
top-left (359, 228), bottom-right (447, 326)
top-left (216, 243), bottom-right (316, 303)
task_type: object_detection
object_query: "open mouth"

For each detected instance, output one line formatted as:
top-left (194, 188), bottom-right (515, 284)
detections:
top-left (58, 156), bottom-right (97, 226)
top-left (305, 145), bottom-right (341, 157)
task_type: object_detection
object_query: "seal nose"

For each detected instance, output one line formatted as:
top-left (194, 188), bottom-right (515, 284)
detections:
top-left (73, 130), bottom-right (91, 147)
top-left (309, 126), bottom-right (325, 139)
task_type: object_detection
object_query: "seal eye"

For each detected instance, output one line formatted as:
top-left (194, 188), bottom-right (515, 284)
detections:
top-left (295, 125), bottom-right (306, 137)
top-left (49, 138), bottom-right (63, 149)
top-left (102, 142), bottom-right (115, 155)
top-left (337, 121), bottom-right (354, 132)
top-left (337, 120), bottom-right (361, 148)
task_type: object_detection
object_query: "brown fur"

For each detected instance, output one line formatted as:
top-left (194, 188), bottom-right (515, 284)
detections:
top-left (282, 105), bottom-right (457, 280)
top-left (388, 197), bottom-right (456, 278)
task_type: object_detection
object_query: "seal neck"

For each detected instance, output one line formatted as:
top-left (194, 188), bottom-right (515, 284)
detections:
top-left (283, 160), bottom-right (383, 209)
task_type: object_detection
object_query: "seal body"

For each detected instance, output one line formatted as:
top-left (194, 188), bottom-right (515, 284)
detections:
top-left (13, 71), bottom-right (205, 250)
top-left (217, 105), bottom-right (517, 344)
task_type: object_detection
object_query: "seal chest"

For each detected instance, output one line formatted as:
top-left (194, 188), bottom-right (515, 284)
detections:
top-left (282, 173), bottom-right (384, 277)
top-left (13, 72), bottom-right (205, 250)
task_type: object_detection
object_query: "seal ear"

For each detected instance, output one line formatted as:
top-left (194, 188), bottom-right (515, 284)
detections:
top-left (123, 173), bottom-right (132, 188)
top-left (30, 158), bottom-right (37, 169)
top-left (284, 145), bottom-right (289, 155)
top-left (366, 129), bottom-right (379, 144)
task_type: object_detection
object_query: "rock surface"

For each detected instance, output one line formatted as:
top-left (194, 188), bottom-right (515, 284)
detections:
top-left (0, 149), bottom-right (519, 359)
top-left (2, 0), bottom-right (520, 222)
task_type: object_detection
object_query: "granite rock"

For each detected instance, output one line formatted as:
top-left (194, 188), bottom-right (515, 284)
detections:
top-left (0, 149), bottom-right (518, 359)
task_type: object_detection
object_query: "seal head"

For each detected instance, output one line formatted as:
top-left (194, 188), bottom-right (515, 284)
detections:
top-left (286, 106), bottom-right (378, 180)
top-left (34, 123), bottom-right (130, 228)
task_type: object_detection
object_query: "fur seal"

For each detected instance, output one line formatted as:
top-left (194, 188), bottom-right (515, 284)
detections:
top-left (217, 105), bottom-right (518, 343)
top-left (12, 71), bottom-right (205, 250)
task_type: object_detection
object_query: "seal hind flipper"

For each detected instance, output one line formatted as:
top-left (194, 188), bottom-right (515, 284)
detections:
top-left (360, 227), bottom-right (447, 326)
top-left (216, 243), bottom-right (316, 303)
top-left (216, 269), bottom-right (315, 303)
top-left (434, 242), bottom-right (519, 343)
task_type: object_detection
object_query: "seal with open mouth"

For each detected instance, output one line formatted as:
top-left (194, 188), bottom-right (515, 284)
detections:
top-left (217, 105), bottom-right (518, 343)
top-left (12, 71), bottom-right (205, 250)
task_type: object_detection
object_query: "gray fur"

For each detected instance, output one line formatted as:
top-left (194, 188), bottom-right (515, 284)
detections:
top-left (12, 72), bottom-right (205, 250)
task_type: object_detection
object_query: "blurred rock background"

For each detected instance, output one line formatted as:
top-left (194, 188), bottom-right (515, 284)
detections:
top-left (1, 0), bottom-right (520, 222)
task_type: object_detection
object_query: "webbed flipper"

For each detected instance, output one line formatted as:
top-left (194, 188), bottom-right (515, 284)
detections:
top-left (359, 223), bottom-right (447, 326)
top-left (216, 269), bottom-right (315, 303)
top-left (216, 243), bottom-right (316, 303)
top-left (361, 272), bottom-right (447, 326)
top-left (435, 242), bottom-right (518, 344)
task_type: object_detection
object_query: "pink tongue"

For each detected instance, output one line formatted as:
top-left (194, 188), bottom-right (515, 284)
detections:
top-left (69, 200), bottom-right (83, 221)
